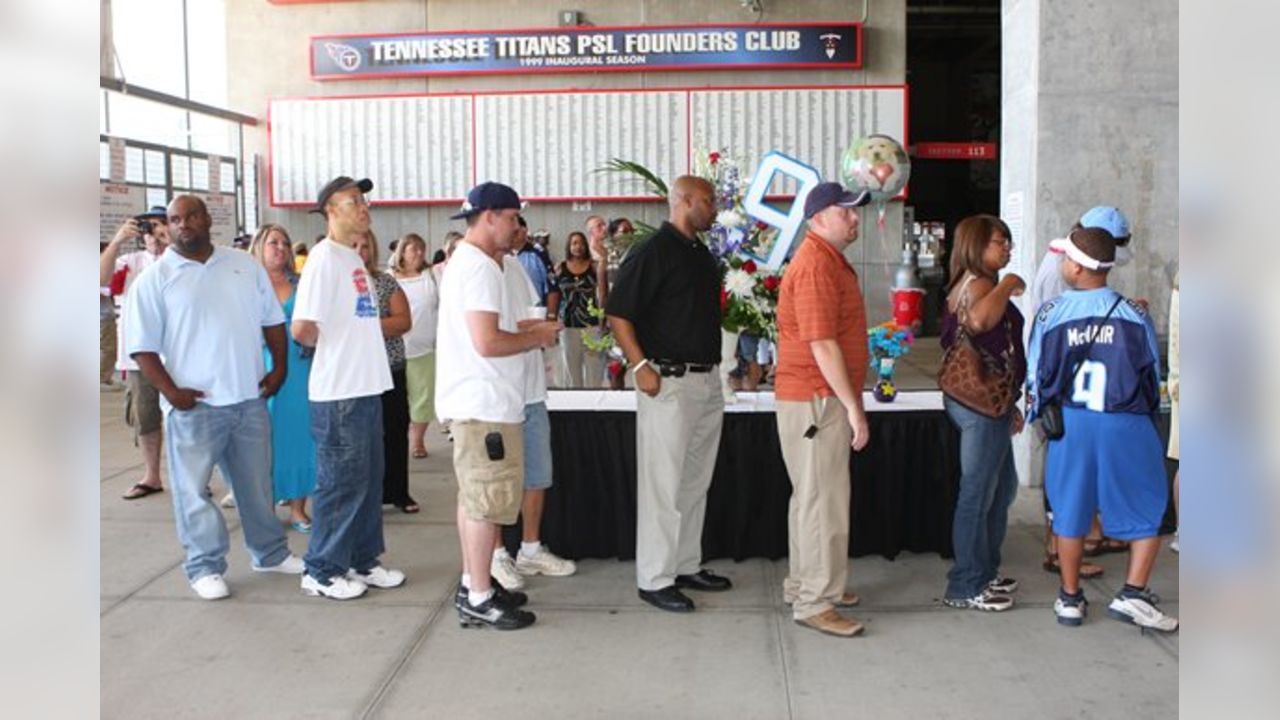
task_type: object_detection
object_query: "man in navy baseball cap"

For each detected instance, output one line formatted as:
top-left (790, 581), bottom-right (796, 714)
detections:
top-left (311, 176), bottom-right (373, 214)
top-left (450, 181), bottom-right (524, 220)
top-left (803, 182), bottom-right (871, 220)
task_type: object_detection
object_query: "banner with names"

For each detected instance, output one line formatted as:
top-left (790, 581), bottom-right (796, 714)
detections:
top-left (312, 22), bottom-right (861, 80)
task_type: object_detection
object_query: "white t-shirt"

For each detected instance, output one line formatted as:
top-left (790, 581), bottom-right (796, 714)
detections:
top-left (434, 242), bottom-right (525, 423)
top-left (502, 255), bottom-right (548, 405)
top-left (292, 238), bottom-right (393, 402)
top-left (114, 249), bottom-right (164, 371)
top-left (126, 246), bottom-right (285, 410)
top-left (397, 272), bottom-right (439, 358)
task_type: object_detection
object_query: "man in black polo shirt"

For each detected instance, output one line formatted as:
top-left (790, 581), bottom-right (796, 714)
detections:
top-left (607, 175), bottom-right (733, 613)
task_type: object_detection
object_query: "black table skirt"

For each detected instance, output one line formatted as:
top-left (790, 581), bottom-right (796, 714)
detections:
top-left (502, 409), bottom-right (962, 561)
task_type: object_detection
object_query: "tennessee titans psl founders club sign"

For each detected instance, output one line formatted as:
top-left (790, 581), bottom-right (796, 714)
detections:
top-left (311, 22), bottom-right (862, 80)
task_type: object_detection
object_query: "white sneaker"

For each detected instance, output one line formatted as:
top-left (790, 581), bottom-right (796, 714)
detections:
top-left (1054, 593), bottom-right (1088, 627)
top-left (490, 551), bottom-right (525, 590)
top-left (219, 493), bottom-right (236, 509)
top-left (516, 546), bottom-right (577, 577)
top-left (191, 574), bottom-right (230, 600)
top-left (1170, 533), bottom-right (1179, 554)
top-left (301, 574), bottom-right (367, 600)
top-left (253, 553), bottom-right (305, 574)
top-left (348, 565), bottom-right (406, 589)
top-left (1107, 589), bottom-right (1179, 632)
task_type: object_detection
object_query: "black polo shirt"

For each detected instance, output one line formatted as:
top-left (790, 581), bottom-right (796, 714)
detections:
top-left (606, 222), bottom-right (721, 364)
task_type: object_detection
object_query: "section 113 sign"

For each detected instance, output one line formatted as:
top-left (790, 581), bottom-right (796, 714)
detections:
top-left (312, 22), bottom-right (862, 80)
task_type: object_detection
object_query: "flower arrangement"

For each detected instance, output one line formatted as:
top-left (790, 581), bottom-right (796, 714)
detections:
top-left (867, 321), bottom-right (914, 402)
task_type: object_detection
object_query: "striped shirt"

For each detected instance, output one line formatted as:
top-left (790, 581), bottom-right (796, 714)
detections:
top-left (774, 232), bottom-right (868, 401)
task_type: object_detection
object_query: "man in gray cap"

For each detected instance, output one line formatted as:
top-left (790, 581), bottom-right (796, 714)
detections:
top-left (292, 176), bottom-right (406, 600)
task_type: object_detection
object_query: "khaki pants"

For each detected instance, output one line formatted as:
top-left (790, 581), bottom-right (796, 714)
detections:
top-left (777, 397), bottom-right (852, 620)
top-left (562, 326), bottom-right (605, 388)
top-left (635, 371), bottom-right (724, 590)
top-left (100, 315), bottom-right (117, 384)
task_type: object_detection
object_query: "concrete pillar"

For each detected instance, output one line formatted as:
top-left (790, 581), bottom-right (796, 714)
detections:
top-left (1001, 0), bottom-right (1178, 487)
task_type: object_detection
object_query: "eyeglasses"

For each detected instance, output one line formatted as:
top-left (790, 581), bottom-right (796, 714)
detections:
top-left (990, 236), bottom-right (1013, 248)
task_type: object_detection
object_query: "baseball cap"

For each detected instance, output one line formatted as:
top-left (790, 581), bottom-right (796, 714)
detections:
top-left (803, 182), bottom-right (871, 219)
top-left (312, 176), bottom-right (373, 214)
top-left (450, 181), bottom-right (524, 220)
top-left (1049, 227), bottom-right (1116, 270)
top-left (137, 205), bottom-right (167, 219)
top-left (1080, 206), bottom-right (1130, 240)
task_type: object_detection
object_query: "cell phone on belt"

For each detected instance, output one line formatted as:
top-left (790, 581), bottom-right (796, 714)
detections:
top-left (484, 431), bottom-right (505, 461)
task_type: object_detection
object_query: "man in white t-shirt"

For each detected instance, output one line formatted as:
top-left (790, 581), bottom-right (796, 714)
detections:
top-left (291, 176), bottom-right (405, 601)
top-left (127, 195), bottom-right (303, 600)
top-left (100, 206), bottom-right (169, 501)
top-left (436, 182), bottom-right (560, 630)
top-left (486, 223), bottom-right (577, 592)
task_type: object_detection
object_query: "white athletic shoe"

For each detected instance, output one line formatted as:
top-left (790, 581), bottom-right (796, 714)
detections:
top-left (348, 566), bottom-right (406, 589)
top-left (253, 553), bottom-right (305, 574)
top-left (515, 546), bottom-right (577, 577)
top-left (1054, 593), bottom-right (1088, 627)
top-left (301, 574), bottom-right (367, 600)
top-left (191, 574), bottom-right (230, 600)
top-left (1108, 589), bottom-right (1179, 632)
top-left (490, 551), bottom-right (525, 590)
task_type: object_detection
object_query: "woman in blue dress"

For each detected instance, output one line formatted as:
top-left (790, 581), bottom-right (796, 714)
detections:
top-left (250, 225), bottom-right (316, 533)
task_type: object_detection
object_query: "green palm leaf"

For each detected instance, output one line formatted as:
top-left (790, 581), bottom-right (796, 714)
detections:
top-left (594, 158), bottom-right (669, 199)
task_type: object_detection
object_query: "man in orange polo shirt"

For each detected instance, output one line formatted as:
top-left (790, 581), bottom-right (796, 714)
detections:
top-left (775, 182), bottom-right (872, 637)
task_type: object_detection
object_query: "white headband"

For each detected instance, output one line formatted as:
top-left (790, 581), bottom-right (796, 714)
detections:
top-left (1052, 235), bottom-right (1116, 270)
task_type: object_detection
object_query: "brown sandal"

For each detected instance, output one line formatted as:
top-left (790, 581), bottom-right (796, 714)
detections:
top-left (1083, 537), bottom-right (1129, 557)
top-left (1042, 554), bottom-right (1104, 579)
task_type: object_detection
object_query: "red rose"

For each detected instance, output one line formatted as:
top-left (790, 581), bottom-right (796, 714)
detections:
top-left (720, 287), bottom-right (729, 311)
top-left (755, 220), bottom-right (769, 230)
top-left (741, 259), bottom-right (758, 274)
top-left (608, 360), bottom-right (623, 378)
top-left (763, 275), bottom-right (780, 291)
top-left (709, 151), bottom-right (721, 164)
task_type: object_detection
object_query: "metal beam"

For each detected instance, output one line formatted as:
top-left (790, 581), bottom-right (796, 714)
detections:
top-left (99, 76), bottom-right (258, 127)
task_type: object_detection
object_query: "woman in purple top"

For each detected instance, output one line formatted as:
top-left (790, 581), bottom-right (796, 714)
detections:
top-left (939, 214), bottom-right (1028, 612)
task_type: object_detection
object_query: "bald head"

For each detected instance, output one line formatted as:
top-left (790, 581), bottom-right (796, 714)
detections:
top-left (668, 175), bottom-right (716, 237)
top-left (167, 194), bottom-right (213, 258)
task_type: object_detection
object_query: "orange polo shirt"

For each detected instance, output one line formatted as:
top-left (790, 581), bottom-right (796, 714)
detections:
top-left (774, 231), bottom-right (869, 401)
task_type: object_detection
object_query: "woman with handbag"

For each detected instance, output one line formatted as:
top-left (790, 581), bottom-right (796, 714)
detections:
top-left (937, 215), bottom-right (1027, 611)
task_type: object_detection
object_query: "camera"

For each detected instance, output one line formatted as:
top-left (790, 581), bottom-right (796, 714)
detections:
top-left (135, 218), bottom-right (154, 235)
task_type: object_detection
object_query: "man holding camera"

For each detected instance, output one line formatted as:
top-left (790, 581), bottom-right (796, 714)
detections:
top-left (99, 205), bottom-right (169, 501)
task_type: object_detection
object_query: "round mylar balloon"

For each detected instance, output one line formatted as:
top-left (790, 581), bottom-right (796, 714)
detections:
top-left (840, 134), bottom-right (911, 202)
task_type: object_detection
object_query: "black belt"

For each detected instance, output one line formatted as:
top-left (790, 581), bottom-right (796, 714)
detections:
top-left (651, 359), bottom-right (717, 377)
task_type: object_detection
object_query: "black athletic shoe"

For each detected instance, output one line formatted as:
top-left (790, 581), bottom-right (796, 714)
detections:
top-left (454, 579), bottom-right (529, 610)
top-left (458, 594), bottom-right (536, 630)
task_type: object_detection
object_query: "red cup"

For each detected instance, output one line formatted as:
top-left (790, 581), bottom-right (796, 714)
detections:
top-left (892, 287), bottom-right (926, 329)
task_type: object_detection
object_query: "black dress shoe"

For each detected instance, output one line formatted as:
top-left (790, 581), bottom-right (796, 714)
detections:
top-left (638, 586), bottom-right (695, 613)
top-left (675, 569), bottom-right (733, 592)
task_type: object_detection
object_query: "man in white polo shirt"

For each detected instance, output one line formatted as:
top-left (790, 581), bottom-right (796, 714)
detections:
top-left (127, 195), bottom-right (303, 600)
top-left (292, 176), bottom-right (406, 601)
top-left (437, 182), bottom-right (559, 630)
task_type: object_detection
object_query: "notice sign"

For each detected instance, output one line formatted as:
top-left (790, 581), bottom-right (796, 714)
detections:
top-left (311, 22), bottom-right (862, 80)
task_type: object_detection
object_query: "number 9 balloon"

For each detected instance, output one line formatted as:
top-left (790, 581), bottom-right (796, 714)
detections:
top-left (840, 134), bottom-right (911, 202)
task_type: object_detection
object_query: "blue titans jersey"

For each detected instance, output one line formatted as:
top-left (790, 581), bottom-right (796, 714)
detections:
top-left (1025, 287), bottom-right (1161, 420)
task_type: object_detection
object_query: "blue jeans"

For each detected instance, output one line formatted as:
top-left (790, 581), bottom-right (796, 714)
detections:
top-left (304, 395), bottom-right (386, 582)
top-left (522, 401), bottom-right (553, 491)
top-left (943, 397), bottom-right (1018, 599)
top-left (164, 399), bottom-right (290, 581)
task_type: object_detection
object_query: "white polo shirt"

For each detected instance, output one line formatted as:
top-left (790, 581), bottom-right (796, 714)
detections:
top-left (126, 245), bottom-right (285, 410)
top-left (293, 238), bottom-right (393, 402)
top-left (501, 255), bottom-right (548, 406)
top-left (434, 242), bottom-right (525, 423)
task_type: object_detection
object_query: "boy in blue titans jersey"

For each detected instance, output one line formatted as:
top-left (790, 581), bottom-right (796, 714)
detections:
top-left (1026, 227), bottom-right (1177, 633)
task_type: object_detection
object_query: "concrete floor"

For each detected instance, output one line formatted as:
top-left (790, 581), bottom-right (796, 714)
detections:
top-left (100, 388), bottom-right (1178, 719)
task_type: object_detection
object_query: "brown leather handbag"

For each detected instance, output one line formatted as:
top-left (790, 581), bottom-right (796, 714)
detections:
top-left (937, 278), bottom-right (1017, 418)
